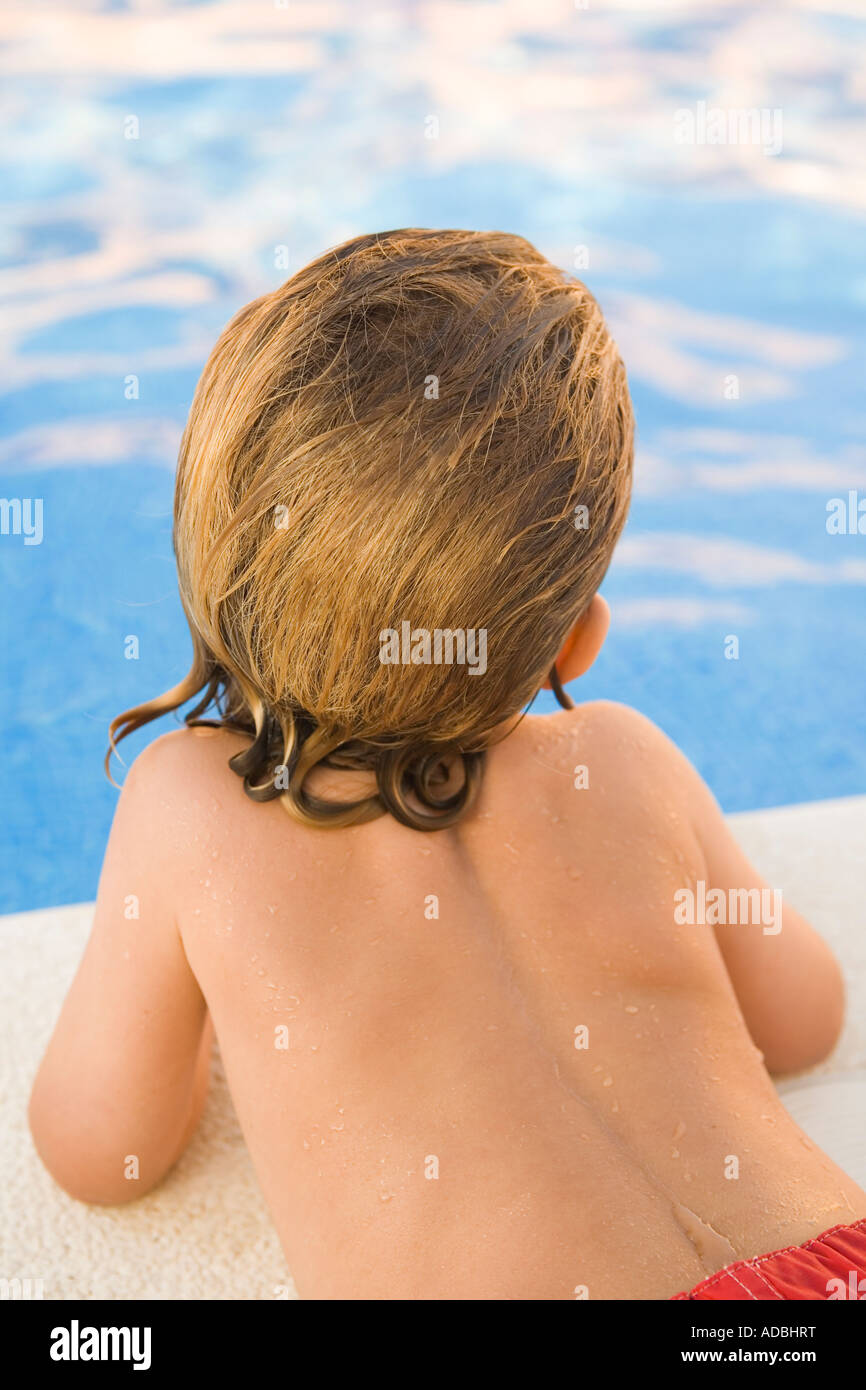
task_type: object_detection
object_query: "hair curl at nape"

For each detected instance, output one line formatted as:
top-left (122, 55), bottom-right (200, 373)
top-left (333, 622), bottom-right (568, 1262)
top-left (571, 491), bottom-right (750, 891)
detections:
top-left (107, 644), bottom-right (494, 831)
top-left (106, 650), bottom-right (571, 833)
top-left (219, 697), bottom-right (487, 834)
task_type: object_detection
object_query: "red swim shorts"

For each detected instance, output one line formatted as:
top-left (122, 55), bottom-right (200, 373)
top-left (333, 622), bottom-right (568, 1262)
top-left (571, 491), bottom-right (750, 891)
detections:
top-left (672, 1219), bottom-right (866, 1300)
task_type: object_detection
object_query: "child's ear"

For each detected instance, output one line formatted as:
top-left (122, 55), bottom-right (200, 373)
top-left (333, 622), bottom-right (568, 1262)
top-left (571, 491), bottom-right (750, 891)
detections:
top-left (543, 595), bottom-right (610, 690)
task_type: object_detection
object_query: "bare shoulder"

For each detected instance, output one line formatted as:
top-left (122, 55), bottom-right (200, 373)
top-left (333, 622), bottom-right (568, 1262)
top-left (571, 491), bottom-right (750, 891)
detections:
top-left (119, 723), bottom-right (246, 779)
top-left (522, 700), bottom-right (692, 788)
top-left (113, 724), bottom-right (253, 823)
top-left (106, 726), bottom-right (268, 919)
top-left (508, 701), bottom-right (716, 857)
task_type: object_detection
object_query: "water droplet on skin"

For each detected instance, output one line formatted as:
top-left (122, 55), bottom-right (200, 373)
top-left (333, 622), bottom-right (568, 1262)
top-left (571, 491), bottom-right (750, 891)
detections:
top-left (379, 1192), bottom-right (394, 1203)
top-left (673, 1121), bottom-right (686, 1142)
top-left (603, 1076), bottom-right (613, 1087)
top-left (672, 1203), bottom-right (736, 1271)
top-left (624, 1005), bottom-right (639, 1014)
top-left (672, 1148), bottom-right (680, 1159)
top-left (330, 1122), bottom-right (344, 1132)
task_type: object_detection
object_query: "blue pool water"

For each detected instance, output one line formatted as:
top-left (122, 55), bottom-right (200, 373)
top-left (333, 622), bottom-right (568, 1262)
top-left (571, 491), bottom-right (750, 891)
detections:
top-left (1, 2), bottom-right (865, 913)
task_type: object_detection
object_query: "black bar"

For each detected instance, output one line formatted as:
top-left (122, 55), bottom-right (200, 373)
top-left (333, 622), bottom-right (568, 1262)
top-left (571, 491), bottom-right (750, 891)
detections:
top-left (6, 1296), bottom-right (859, 1375)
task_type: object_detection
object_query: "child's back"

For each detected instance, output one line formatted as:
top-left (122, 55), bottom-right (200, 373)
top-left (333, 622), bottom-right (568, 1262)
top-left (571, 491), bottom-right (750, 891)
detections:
top-left (96, 702), bottom-right (862, 1300)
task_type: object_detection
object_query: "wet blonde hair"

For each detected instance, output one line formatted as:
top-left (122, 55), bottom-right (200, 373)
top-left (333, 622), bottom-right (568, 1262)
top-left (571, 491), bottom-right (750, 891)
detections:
top-left (108, 228), bottom-right (633, 829)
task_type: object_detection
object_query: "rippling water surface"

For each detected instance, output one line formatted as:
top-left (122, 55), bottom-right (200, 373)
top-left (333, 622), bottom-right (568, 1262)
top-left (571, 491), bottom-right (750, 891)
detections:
top-left (1, 1), bottom-right (865, 910)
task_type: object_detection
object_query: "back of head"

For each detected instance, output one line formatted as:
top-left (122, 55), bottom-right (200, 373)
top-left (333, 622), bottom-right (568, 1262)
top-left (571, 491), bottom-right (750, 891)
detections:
top-left (109, 228), bottom-right (634, 828)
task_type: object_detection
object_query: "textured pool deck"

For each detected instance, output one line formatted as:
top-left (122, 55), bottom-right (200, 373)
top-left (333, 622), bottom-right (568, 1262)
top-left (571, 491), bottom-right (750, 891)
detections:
top-left (1, 795), bottom-right (864, 1300)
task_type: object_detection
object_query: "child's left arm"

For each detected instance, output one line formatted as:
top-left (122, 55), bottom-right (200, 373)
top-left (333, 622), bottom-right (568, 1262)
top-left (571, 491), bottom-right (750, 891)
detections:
top-left (28, 735), bottom-right (212, 1205)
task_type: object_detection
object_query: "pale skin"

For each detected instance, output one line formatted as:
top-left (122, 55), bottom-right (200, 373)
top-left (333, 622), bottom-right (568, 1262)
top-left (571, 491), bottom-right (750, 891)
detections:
top-left (30, 596), bottom-right (866, 1299)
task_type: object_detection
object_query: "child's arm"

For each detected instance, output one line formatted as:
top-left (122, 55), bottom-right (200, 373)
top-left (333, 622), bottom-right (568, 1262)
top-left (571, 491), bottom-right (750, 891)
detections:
top-left (689, 780), bottom-right (845, 1077)
top-left (596, 703), bottom-right (845, 1077)
top-left (28, 735), bottom-right (211, 1205)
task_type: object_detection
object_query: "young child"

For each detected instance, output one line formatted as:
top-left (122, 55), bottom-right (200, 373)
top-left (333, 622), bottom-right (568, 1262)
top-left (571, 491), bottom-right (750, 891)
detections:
top-left (29, 229), bottom-right (866, 1300)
